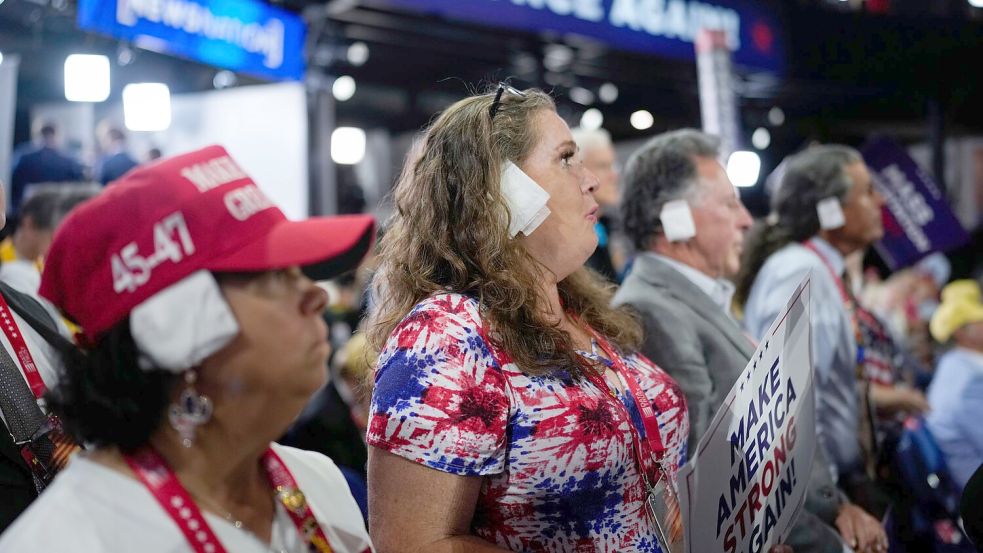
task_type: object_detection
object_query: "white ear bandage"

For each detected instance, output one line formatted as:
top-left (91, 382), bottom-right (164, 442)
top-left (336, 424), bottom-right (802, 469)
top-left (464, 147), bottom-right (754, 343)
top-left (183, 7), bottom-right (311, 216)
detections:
top-left (816, 197), bottom-right (846, 230)
top-left (660, 200), bottom-right (697, 242)
top-left (130, 270), bottom-right (240, 372)
top-left (500, 161), bottom-right (551, 238)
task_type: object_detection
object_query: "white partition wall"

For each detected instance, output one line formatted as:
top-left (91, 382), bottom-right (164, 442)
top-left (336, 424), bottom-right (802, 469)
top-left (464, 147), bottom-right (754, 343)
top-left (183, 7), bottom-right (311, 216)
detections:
top-left (143, 82), bottom-right (309, 219)
top-left (27, 82), bottom-right (309, 219)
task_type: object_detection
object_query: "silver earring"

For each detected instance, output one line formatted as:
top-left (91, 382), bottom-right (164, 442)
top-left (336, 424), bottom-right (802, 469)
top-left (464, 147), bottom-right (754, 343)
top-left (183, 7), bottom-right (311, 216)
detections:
top-left (168, 370), bottom-right (213, 448)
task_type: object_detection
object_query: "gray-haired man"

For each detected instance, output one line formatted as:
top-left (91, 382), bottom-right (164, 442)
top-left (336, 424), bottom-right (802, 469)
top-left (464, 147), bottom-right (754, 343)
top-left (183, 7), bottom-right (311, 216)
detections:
top-left (614, 130), bottom-right (886, 553)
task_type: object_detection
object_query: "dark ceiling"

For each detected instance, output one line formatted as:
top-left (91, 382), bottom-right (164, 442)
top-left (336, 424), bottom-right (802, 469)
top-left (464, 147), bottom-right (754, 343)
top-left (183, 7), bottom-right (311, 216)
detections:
top-left (1, 0), bottom-right (981, 153)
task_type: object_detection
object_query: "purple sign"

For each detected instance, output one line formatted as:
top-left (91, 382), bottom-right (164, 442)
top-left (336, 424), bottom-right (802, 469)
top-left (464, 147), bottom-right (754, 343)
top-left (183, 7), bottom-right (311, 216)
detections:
top-left (862, 137), bottom-right (969, 270)
top-left (363, 0), bottom-right (785, 73)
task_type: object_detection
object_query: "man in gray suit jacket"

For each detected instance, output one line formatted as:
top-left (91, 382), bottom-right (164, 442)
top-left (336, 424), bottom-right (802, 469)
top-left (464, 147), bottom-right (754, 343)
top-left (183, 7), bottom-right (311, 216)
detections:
top-left (612, 129), bottom-right (887, 553)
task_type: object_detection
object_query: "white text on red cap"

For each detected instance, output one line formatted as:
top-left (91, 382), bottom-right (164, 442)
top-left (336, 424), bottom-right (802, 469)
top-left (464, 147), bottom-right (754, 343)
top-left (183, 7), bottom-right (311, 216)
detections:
top-left (225, 185), bottom-right (274, 221)
top-left (112, 212), bottom-right (196, 294)
top-left (180, 156), bottom-right (249, 193)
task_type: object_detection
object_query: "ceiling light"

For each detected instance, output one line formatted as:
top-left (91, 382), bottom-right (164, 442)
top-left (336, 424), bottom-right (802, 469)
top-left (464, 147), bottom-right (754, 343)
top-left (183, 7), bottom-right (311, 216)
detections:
top-left (331, 127), bottom-right (366, 165)
top-left (332, 75), bottom-right (356, 102)
top-left (630, 110), bottom-right (654, 130)
top-left (767, 107), bottom-right (785, 126)
top-left (751, 127), bottom-right (771, 150)
top-left (213, 70), bottom-right (237, 89)
top-left (347, 42), bottom-right (369, 66)
top-left (727, 151), bottom-right (761, 187)
top-left (580, 108), bottom-right (603, 130)
top-left (570, 87), bottom-right (595, 105)
top-left (123, 83), bottom-right (171, 131)
top-left (65, 54), bottom-right (110, 102)
top-left (598, 82), bottom-right (618, 104)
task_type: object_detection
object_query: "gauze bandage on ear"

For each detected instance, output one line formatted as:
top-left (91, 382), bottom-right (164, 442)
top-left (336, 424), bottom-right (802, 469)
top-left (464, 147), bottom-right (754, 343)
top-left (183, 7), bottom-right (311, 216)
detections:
top-left (660, 200), bottom-right (697, 242)
top-left (816, 197), bottom-right (846, 230)
top-left (131, 270), bottom-right (240, 372)
top-left (501, 161), bottom-right (551, 238)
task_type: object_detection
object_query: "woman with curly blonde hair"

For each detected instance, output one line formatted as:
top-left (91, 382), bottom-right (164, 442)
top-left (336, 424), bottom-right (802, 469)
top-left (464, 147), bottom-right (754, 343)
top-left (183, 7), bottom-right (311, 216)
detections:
top-left (364, 85), bottom-right (690, 553)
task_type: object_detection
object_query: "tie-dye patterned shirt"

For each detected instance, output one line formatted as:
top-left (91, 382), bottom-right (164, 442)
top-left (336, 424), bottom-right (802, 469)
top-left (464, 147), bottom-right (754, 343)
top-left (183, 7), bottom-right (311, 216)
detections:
top-left (367, 293), bottom-right (689, 552)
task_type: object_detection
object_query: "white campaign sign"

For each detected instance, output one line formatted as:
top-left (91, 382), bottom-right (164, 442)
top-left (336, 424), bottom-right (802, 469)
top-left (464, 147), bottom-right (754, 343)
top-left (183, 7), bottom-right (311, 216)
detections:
top-left (678, 276), bottom-right (816, 553)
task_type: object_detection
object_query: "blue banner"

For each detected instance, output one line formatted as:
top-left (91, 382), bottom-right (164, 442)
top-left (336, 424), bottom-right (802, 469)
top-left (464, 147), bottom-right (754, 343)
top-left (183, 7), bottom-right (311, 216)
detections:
top-left (77, 0), bottom-right (306, 81)
top-left (862, 137), bottom-right (969, 270)
top-left (366, 0), bottom-right (784, 73)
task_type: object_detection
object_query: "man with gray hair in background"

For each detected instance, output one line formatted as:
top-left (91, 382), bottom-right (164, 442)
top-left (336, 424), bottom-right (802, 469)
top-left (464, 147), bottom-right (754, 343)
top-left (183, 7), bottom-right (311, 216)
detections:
top-left (571, 127), bottom-right (622, 281)
top-left (614, 129), bottom-right (887, 553)
top-left (736, 144), bottom-right (889, 550)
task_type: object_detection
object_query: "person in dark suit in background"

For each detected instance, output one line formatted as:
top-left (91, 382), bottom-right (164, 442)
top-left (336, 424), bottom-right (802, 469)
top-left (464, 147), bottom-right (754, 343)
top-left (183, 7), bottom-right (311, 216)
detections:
top-left (614, 129), bottom-right (887, 553)
top-left (95, 123), bottom-right (138, 185)
top-left (9, 123), bottom-right (84, 212)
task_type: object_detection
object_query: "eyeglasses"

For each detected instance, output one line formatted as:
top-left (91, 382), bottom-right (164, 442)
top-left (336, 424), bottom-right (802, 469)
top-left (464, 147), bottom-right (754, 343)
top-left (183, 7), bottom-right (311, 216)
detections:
top-left (488, 83), bottom-right (526, 120)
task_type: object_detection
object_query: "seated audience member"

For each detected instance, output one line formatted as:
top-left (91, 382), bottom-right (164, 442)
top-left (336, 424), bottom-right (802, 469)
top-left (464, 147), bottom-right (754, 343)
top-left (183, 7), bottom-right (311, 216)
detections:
top-left (0, 146), bottom-right (376, 552)
top-left (736, 145), bottom-right (889, 517)
top-left (926, 280), bottom-right (983, 490)
top-left (0, 184), bottom-right (99, 294)
top-left (0, 179), bottom-right (76, 533)
top-left (614, 129), bottom-right (887, 553)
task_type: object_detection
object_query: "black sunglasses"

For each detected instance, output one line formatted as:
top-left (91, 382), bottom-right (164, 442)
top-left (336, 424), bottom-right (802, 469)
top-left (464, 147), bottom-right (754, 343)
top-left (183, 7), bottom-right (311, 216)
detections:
top-left (489, 83), bottom-right (526, 119)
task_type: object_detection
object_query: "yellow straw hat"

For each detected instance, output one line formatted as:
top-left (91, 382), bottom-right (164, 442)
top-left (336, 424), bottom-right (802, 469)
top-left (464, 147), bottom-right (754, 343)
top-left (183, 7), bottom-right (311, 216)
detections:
top-left (930, 280), bottom-right (983, 343)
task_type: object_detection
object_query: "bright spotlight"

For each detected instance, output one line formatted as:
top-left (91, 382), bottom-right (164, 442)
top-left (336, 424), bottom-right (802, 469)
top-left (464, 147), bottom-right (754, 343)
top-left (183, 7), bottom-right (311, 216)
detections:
top-left (630, 110), bottom-right (654, 130)
top-left (580, 108), bottom-right (603, 130)
top-left (751, 127), bottom-right (771, 150)
top-left (970, 0), bottom-right (983, 7)
top-left (331, 127), bottom-right (366, 165)
top-left (0, 52), bottom-right (4, 65)
top-left (347, 42), bottom-right (370, 66)
top-left (65, 54), bottom-right (110, 102)
top-left (332, 75), bottom-right (356, 102)
top-left (598, 82), bottom-right (618, 104)
top-left (213, 70), bottom-right (237, 89)
top-left (768, 106), bottom-right (785, 126)
top-left (727, 151), bottom-right (761, 188)
top-left (570, 87), bottom-right (595, 106)
top-left (122, 83), bottom-right (171, 132)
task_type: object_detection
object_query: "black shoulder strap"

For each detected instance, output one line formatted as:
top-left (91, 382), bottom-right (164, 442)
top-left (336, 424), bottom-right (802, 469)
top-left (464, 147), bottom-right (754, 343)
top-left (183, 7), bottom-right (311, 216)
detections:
top-left (0, 282), bottom-right (76, 354)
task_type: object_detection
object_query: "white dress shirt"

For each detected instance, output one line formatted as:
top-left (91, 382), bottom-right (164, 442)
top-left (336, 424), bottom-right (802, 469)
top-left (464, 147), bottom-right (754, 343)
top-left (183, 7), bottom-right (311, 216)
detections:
top-left (649, 253), bottom-right (736, 315)
top-left (743, 237), bottom-right (862, 480)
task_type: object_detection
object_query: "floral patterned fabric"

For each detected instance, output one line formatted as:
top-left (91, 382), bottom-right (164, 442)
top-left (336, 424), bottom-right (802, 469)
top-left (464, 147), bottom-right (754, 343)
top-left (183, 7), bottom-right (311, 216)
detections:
top-left (367, 293), bottom-right (689, 552)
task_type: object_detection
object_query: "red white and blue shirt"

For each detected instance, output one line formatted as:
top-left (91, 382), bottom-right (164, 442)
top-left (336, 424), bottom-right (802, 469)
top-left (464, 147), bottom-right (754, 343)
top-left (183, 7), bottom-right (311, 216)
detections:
top-left (367, 293), bottom-right (689, 552)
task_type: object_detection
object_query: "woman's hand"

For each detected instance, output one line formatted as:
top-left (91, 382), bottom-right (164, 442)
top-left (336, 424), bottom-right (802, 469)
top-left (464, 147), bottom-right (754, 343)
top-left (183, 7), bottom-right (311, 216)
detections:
top-left (835, 503), bottom-right (888, 552)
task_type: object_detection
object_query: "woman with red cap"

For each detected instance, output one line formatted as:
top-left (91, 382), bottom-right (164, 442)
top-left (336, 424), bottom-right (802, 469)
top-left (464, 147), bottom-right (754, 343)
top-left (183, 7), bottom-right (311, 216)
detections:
top-left (0, 146), bottom-right (376, 553)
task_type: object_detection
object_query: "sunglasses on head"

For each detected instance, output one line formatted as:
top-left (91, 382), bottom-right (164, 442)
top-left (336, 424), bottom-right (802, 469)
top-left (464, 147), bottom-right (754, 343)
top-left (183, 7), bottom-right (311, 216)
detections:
top-left (489, 83), bottom-right (526, 120)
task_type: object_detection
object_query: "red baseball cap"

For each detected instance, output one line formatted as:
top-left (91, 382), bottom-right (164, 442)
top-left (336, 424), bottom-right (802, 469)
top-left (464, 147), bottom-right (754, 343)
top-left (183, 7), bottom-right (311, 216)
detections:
top-left (40, 145), bottom-right (375, 341)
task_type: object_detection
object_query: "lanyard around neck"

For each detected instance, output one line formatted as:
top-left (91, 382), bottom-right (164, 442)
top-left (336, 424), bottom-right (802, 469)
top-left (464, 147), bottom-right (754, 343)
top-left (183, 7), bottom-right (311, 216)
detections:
top-left (125, 446), bottom-right (336, 553)
top-left (0, 293), bottom-right (44, 399)
top-left (572, 317), bottom-right (669, 488)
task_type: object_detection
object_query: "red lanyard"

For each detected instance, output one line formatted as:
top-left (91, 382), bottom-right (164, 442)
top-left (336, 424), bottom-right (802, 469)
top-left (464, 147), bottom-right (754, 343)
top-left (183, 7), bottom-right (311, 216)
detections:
top-left (803, 240), bottom-right (868, 367)
top-left (0, 293), bottom-right (45, 398)
top-left (125, 446), bottom-right (336, 553)
top-left (576, 320), bottom-right (669, 488)
top-left (803, 240), bottom-right (851, 305)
